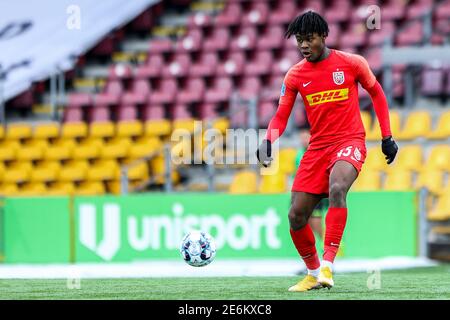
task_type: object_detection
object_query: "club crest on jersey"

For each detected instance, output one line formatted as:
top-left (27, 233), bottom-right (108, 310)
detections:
top-left (333, 71), bottom-right (345, 85)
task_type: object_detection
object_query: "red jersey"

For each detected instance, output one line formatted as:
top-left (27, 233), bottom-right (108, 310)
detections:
top-left (266, 49), bottom-right (391, 150)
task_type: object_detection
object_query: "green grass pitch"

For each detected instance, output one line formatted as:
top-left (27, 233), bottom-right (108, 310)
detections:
top-left (0, 266), bottom-right (449, 300)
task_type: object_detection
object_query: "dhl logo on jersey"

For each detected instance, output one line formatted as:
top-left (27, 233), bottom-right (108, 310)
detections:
top-left (306, 88), bottom-right (349, 106)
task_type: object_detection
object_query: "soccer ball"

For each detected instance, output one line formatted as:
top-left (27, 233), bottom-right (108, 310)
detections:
top-left (180, 230), bottom-right (216, 267)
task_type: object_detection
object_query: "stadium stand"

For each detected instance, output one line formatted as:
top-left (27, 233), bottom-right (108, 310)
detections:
top-left (0, 1), bottom-right (449, 258)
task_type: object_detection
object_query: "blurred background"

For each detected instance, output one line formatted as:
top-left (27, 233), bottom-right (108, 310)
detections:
top-left (0, 0), bottom-right (449, 276)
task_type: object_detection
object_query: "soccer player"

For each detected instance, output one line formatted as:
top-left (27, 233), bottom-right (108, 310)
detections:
top-left (256, 11), bottom-right (398, 291)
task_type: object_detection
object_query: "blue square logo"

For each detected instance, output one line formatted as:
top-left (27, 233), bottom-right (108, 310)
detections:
top-left (280, 83), bottom-right (286, 97)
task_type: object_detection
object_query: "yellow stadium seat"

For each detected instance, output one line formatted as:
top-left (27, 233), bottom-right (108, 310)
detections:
top-left (19, 182), bottom-right (47, 196)
top-left (100, 137), bottom-right (131, 159)
top-left (106, 180), bottom-right (123, 194)
top-left (367, 110), bottom-right (401, 141)
top-left (437, 183), bottom-right (450, 197)
top-left (86, 159), bottom-right (120, 181)
top-left (0, 162), bottom-right (4, 180)
top-left (47, 182), bottom-right (75, 195)
top-left (191, 1), bottom-right (224, 11)
top-left (195, 130), bottom-right (225, 164)
top-left (259, 173), bottom-right (287, 193)
top-left (0, 183), bottom-right (18, 196)
top-left (106, 180), bottom-right (142, 194)
top-left (120, 160), bottom-right (150, 181)
top-left (32, 103), bottom-right (52, 114)
top-left (386, 144), bottom-right (423, 172)
top-left (424, 145), bottom-right (450, 171)
top-left (427, 193), bottom-right (450, 221)
top-left (144, 119), bottom-right (171, 136)
top-left (397, 111), bottom-right (432, 140)
top-left (151, 155), bottom-right (164, 176)
top-left (277, 148), bottom-right (299, 175)
top-left (33, 123), bottom-right (60, 140)
top-left (128, 163), bottom-right (149, 181)
top-left (120, 51), bottom-right (144, 63)
top-left (30, 161), bottom-right (61, 183)
top-left (415, 170), bottom-right (444, 195)
top-left (61, 122), bottom-right (88, 139)
top-left (0, 140), bottom-right (19, 161)
top-left (27, 139), bottom-right (48, 149)
top-left (360, 111), bottom-right (372, 133)
top-left (211, 117), bottom-right (229, 135)
top-left (89, 121), bottom-right (115, 139)
top-left (52, 138), bottom-right (77, 149)
top-left (6, 123), bottom-right (32, 140)
top-left (170, 138), bottom-right (194, 163)
top-left (215, 178), bottom-right (232, 191)
top-left (58, 160), bottom-right (89, 182)
top-left (152, 25), bottom-right (182, 37)
top-left (2, 162), bottom-right (32, 183)
top-left (229, 170), bottom-right (258, 194)
top-left (0, 139), bottom-right (20, 151)
top-left (189, 128), bottom-right (226, 164)
top-left (73, 78), bottom-right (97, 91)
top-left (44, 138), bottom-right (75, 161)
top-left (75, 181), bottom-right (106, 195)
top-left (72, 138), bottom-right (103, 160)
top-left (352, 169), bottom-right (381, 191)
top-left (0, 147), bottom-right (15, 162)
top-left (0, 125), bottom-right (4, 139)
top-left (151, 155), bottom-right (180, 184)
top-left (388, 110), bottom-right (401, 137)
top-left (117, 121), bottom-right (143, 138)
top-left (128, 137), bottom-right (162, 159)
top-left (112, 52), bottom-right (137, 63)
top-left (383, 170), bottom-right (413, 191)
top-left (173, 119), bottom-right (196, 134)
top-left (186, 180), bottom-right (210, 192)
top-left (427, 111), bottom-right (450, 140)
top-left (364, 146), bottom-right (388, 171)
top-left (16, 139), bottom-right (48, 161)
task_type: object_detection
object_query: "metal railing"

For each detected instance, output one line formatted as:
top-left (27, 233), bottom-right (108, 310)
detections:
top-left (119, 143), bottom-right (173, 194)
top-left (418, 187), bottom-right (430, 258)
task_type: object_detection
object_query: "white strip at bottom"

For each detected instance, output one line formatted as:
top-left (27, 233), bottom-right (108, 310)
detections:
top-left (0, 257), bottom-right (438, 279)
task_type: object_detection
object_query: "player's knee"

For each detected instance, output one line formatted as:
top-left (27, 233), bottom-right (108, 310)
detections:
top-left (288, 207), bottom-right (308, 230)
top-left (329, 182), bottom-right (347, 206)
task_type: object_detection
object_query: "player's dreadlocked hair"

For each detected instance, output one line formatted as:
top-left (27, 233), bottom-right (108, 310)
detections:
top-left (285, 11), bottom-right (329, 39)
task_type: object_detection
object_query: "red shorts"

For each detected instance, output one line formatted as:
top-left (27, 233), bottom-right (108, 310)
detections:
top-left (292, 140), bottom-right (367, 195)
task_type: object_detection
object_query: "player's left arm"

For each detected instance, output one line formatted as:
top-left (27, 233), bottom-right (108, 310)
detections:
top-left (353, 54), bottom-right (398, 164)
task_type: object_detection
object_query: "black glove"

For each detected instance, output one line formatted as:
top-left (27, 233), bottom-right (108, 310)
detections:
top-left (256, 139), bottom-right (273, 167)
top-left (381, 136), bottom-right (398, 164)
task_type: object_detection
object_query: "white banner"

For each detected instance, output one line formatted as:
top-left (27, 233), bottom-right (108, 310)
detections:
top-left (0, 0), bottom-right (159, 101)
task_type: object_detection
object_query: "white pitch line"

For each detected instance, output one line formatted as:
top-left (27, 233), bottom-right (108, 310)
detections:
top-left (0, 257), bottom-right (438, 279)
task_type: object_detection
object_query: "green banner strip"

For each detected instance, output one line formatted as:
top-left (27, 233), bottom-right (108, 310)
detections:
top-left (3, 192), bottom-right (417, 263)
top-left (4, 196), bottom-right (71, 263)
top-left (0, 198), bottom-right (4, 262)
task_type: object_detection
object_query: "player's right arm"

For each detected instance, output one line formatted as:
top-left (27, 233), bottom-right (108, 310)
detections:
top-left (256, 70), bottom-right (298, 167)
